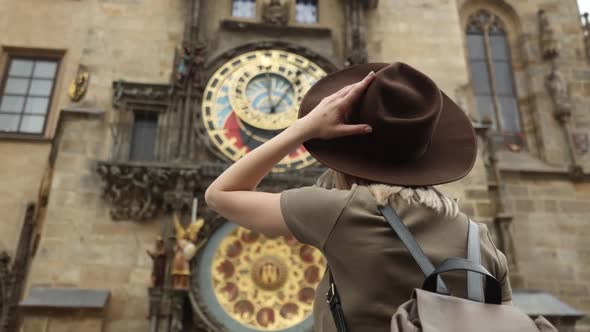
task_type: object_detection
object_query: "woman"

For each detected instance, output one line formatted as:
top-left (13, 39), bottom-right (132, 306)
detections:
top-left (205, 62), bottom-right (512, 331)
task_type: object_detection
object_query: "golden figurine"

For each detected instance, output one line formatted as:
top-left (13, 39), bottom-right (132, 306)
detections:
top-left (171, 213), bottom-right (205, 290)
top-left (68, 66), bottom-right (89, 102)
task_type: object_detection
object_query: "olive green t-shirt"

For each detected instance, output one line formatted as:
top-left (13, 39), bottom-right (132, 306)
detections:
top-left (280, 184), bottom-right (511, 332)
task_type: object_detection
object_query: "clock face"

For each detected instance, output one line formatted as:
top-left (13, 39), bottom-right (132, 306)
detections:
top-left (197, 223), bottom-right (325, 331)
top-left (202, 49), bottom-right (327, 172)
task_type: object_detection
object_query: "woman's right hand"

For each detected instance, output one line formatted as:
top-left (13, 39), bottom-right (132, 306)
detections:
top-left (294, 71), bottom-right (376, 141)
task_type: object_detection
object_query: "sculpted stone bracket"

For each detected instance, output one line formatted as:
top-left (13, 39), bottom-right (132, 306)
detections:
top-left (96, 160), bottom-right (326, 221)
top-left (112, 80), bottom-right (172, 113)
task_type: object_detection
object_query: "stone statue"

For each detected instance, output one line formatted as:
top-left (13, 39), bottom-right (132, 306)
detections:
top-left (146, 236), bottom-right (166, 288)
top-left (545, 62), bottom-right (572, 121)
top-left (171, 213), bottom-right (205, 290)
top-left (262, 0), bottom-right (289, 26)
top-left (538, 10), bottom-right (559, 60)
top-left (176, 44), bottom-right (191, 85)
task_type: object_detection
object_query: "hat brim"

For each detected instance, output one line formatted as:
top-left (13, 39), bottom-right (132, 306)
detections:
top-left (299, 63), bottom-right (477, 186)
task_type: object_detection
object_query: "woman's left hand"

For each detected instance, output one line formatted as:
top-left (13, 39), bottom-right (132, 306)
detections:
top-left (295, 71), bottom-right (376, 141)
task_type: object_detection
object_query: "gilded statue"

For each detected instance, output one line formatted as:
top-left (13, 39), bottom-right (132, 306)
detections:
top-left (171, 213), bottom-right (205, 289)
top-left (146, 236), bottom-right (166, 288)
top-left (67, 66), bottom-right (89, 102)
top-left (262, 0), bottom-right (289, 26)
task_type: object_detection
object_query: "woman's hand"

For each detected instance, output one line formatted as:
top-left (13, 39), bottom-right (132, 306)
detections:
top-left (205, 71), bottom-right (376, 237)
top-left (295, 71), bottom-right (375, 141)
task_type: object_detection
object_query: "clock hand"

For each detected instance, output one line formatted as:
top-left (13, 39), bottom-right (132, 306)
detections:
top-left (274, 87), bottom-right (292, 110)
top-left (274, 70), bottom-right (303, 111)
top-left (265, 73), bottom-right (276, 114)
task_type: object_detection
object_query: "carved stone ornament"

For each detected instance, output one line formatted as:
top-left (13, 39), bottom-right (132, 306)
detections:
top-left (67, 65), bottom-right (90, 102)
top-left (175, 42), bottom-right (208, 89)
top-left (112, 80), bottom-right (172, 112)
top-left (545, 62), bottom-right (572, 122)
top-left (572, 132), bottom-right (589, 155)
top-left (96, 162), bottom-right (200, 221)
top-left (96, 161), bottom-right (325, 221)
top-left (262, 0), bottom-right (289, 26)
top-left (538, 10), bottom-right (559, 60)
top-left (344, 0), bottom-right (368, 66)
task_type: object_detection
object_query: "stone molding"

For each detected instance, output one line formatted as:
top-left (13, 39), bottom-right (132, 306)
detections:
top-left (96, 160), bottom-right (325, 221)
top-left (112, 81), bottom-right (172, 113)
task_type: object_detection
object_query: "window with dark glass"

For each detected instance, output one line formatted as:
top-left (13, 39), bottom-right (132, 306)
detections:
top-left (129, 112), bottom-right (158, 161)
top-left (232, 0), bottom-right (256, 18)
top-left (466, 10), bottom-right (522, 146)
top-left (295, 0), bottom-right (318, 24)
top-left (0, 58), bottom-right (58, 134)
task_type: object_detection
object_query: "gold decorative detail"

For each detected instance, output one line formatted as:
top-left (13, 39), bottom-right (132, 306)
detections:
top-left (202, 49), bottom-right (326, 171)
top-left (67, 66), bottom-right (89, 102)
top-left (172, 213), bottom-right (205, 290)
top-left (211, 227), bottom-right (325, 330)
top-left (175, 214), bottom-right (205, 242)
top-left (251, 256), bottom-right (288, 290)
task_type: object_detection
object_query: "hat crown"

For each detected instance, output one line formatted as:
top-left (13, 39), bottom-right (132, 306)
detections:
top-left (297, 61), bottom-right (476, 186)
top-left (357, 63), bottom-right (442, 161)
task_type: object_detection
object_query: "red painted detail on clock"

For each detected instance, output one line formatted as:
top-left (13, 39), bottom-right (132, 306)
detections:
top-left (223, 112), bottom-right (250, 153)
top-left (289, 145), bottom-right (307, 158)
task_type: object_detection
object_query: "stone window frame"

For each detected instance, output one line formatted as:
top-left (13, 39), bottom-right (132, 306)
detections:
top-left (230, 0), bottom-right (320, 26)
top-left (0, 47), bottom-right (64, 140)
top-left (463, 9), bottom-right (524, 150)
top-left (460, 3), bottom-right (534, 154)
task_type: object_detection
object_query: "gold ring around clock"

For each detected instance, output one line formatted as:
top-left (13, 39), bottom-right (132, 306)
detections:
top-left (229, 62), bottom-right (305, 130)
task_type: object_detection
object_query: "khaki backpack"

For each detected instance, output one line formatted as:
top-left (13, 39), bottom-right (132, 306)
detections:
top-left (327, 205), bottom-right (558, 332)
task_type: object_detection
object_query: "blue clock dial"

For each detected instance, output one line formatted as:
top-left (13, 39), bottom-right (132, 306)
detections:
top-left (246, 73), bottom-right (295, 115)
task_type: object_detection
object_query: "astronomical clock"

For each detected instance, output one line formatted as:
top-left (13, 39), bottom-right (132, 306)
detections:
top-left (202, 49), bottom-right (327, 172)
top-left (196, 49), bottom-right (328, 331)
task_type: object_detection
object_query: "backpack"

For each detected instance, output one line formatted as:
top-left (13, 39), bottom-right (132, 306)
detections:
top-left (326, 205), bottom-right (558, 332)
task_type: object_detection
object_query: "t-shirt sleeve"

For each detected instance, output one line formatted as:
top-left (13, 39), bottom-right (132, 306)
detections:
top-left (484, 227), bottom-right (513, 302)
top-left (497, 249), bottom-right (513, 302)
top-left (280, 185), bottom-right (355, 250)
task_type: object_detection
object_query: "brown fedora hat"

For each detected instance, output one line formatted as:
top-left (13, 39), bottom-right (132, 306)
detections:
top-left (298, 62), bottom-right (477, 186)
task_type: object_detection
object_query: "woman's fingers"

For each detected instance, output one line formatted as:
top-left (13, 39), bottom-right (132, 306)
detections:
top-left (334, 123), bottom-right (373, 137)
top-left (329, 84), bottom-right (355, 100)
top-left (343, 71), bottom-right (375, 102)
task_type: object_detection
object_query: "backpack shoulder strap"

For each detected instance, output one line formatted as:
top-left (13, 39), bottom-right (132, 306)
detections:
top-left (379, 205), bottom-right (449, 294)
top-left (467, 220), bottom-right (484, 302)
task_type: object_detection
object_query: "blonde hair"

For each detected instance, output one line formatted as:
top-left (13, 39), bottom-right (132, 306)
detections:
top-left (317, 169), bottom-right (459, 217)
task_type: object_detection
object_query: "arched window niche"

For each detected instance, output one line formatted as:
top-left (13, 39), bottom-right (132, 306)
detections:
top-left (461, 6), bottom-right (529, 152)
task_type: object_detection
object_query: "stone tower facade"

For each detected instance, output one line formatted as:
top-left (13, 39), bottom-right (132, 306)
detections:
top-left (0, 0), bottom-right (589, 331)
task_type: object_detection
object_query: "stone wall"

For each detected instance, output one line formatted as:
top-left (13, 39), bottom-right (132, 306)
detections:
top-left (24, 111), bottom-right (161, 331)
top-left (504, 172), bottom-right (590, 311)
top-left (0, 142), bottom-right (49, 256)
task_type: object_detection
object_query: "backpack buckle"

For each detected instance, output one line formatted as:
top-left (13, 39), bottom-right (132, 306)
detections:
top-left (326, 283), bottom-right (339, 308)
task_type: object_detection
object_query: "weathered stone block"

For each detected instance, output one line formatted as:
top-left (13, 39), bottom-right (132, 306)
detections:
top-left (515, 199), bottom-right (535, 213)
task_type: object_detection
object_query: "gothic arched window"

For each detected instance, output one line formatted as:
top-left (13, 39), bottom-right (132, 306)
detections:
top-left (466, 10), bottom-right (522, 146)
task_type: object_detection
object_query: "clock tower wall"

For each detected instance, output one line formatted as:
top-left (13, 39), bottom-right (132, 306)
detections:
top-left (202, 0), bottom-right (346, 67)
